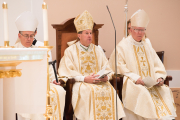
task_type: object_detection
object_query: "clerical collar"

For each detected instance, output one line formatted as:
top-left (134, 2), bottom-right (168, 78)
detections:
top-left (129, 35), bottom-right (144, 46)
top-left (79, 42), bottom-right (90, 51)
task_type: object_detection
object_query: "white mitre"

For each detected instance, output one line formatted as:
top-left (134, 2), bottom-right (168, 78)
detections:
top-left (131, 9), bottom-right (149, 28)
top-left (15, 11), bottom-right (38, 31)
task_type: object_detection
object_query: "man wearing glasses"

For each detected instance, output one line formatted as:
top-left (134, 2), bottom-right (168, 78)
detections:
top-left (14, 11), bottom-right (65, 120)
top-left (14, 14), bottom-right (37, 48)
top-left (109, 9), bottom-right (176, 120)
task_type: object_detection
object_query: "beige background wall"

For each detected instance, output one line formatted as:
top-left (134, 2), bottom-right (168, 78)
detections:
top-left (45, 0), bottom-right (180, 70)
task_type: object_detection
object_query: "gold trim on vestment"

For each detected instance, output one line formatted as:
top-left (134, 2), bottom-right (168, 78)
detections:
top-left (74, 82), bottom-right (83, 111)
top-left (53, 87), bottom-right (62, 120)
top-left (108, 82), bottom-right (115, 120)
top-left (149, 89), bottom-right (160, 118)
top-left (87, 84), bottom-right (96, 120)
top-left (76, 45), bottom-right (81, 71)
top-left (143, 46), bottom-right (151, 76)
top-left (123, 77), bottom-right (129, 85)
top-left (93, 46), bottom-right (99, 73)
top-left (154, 87), bottom-right (172, 115)
top-left (133, 45), bottom-right (142, 77)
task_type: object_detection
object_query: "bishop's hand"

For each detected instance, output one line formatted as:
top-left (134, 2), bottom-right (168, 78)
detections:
top-left (135, 77), bottom-right (145, 86)
top-left (53, 80), bottom-right (61, 85)
top-left (156, 78), bottom-right (164, 86)
top-left (84, 73), bottom-right (100, 84)
top-left (100, 75), bottom-right (108, 82)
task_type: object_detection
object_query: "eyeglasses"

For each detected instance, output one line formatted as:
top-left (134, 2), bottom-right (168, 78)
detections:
top-left (20, 33), bottom-right (35, 39)
top-left (133, 28), bottom-right (146, 33)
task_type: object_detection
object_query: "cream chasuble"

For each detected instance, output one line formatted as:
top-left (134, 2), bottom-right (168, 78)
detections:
top-left (109, 35), bottom-right (177, 120)
top-left (58, 41), bottom-right (125, 120)
top-left (14, 42), bottom-right (65, 120)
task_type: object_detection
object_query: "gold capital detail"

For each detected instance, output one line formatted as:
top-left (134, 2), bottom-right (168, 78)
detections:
top-left (4, 41), bottom-right (9, 46)
top-left (42, 2), bottom-right (47, 9)
top-left (2, 2), bottom-right (8, 9)
top-left (0, 69), bottom-right (22, 78)
top-left (0, 41), bottom-right (14, 48)
top-left (44, 41), bottom-right (49, 46)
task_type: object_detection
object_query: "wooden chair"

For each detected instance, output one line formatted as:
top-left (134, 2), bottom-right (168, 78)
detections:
top-left (156, 51), bottom-right (172, 86)
top-left (52, 18), bottom-right (103, 120)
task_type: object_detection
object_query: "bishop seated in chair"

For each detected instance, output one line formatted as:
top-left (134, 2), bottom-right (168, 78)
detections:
top-left (14, 11), bottom-right (66, 120)
top-left (109, 9), bottom-right (177, 120)
top-left (58, 10), bottom-right (125, 120)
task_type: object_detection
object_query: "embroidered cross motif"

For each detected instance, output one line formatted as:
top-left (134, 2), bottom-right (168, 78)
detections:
top-left (140, 57), bottom-right (146, 66)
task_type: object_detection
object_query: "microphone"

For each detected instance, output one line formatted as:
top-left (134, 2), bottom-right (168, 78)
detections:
top-left (106, 5), bottom-right (118, 120)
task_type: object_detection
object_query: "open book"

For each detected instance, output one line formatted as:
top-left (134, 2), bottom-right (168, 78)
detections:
top-left (96, 65), bottom-right (111, 79)
top-left (142, 76), bottom-right (160, 88)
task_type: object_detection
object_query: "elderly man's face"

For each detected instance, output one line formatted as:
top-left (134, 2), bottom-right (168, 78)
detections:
top-left (78, 29), bottom-right (92, 47)
top-left (18, 31), bottom-right (35, 47)
top-left (130, 26), bottom-right (146, 42)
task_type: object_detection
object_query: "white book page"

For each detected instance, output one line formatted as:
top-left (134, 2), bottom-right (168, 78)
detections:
top-left (96, 65), bottom-right (107, 78)
top-left (142, 76), bottom-right (158, 88)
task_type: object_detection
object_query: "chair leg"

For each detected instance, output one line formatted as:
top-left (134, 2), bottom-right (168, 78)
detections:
top-left (64, 80), bottom-right (74, 120)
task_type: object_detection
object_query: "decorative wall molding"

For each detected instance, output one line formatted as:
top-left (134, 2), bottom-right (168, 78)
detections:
top-left (0, 69), bottom-right (21, 78)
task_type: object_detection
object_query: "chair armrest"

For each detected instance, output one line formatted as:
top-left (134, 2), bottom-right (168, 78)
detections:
top-left (59, 78), bottom-right (75, 87)
top-left (165, 76), bottom-right (172, 81)
top-left (164, 75), bottom-right (173, 86)
top-left (67, 78), bottom-right (76, 84)
top-left (59, 79), bottom-right (65, 87)
top-left (110, 74), bottom-right (124, 100)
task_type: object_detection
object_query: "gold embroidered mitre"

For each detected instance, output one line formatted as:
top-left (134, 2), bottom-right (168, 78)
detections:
top-left (131, 9), bottom-right (149, 28)
top-left (74, 10), bottom-right (94, 33)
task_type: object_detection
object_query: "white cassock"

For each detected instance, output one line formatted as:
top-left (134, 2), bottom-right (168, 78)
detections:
top-left (14, 42), bottom-right (66, 120)
top-left (109, 35), bottom-right (177, 120)
top-left (58, 41), bottom-right (125, 120)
